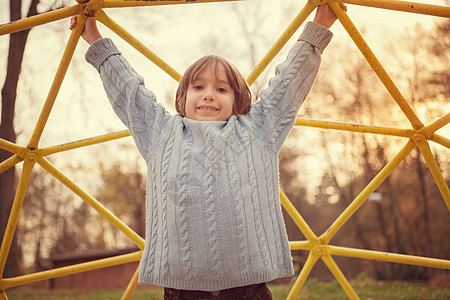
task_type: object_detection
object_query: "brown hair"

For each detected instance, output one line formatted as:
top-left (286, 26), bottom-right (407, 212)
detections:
top-left (175, 55), bottom-right (252, 117)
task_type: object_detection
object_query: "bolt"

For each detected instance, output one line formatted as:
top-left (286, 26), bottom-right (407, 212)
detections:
top-left (27, 153), bottom-right (37, 162)
top-left (312, 245), bottom-right (328, 256)
top-left (412, 133), bottom-right (426, 146)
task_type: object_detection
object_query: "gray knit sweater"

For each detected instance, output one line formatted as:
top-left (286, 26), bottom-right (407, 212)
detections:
top-left (86, 21), bottom-right (332, 291)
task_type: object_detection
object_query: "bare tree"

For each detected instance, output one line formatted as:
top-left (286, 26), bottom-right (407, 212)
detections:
top-left (0, 0), bottom-right (39, 277)
top-left (1, 0), bottom-right (74, 277)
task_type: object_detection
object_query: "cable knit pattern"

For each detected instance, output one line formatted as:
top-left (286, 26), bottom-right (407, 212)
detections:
top-left (264, 153), bottom-right (283, 270)
top-left (226, 148), bottom-right (250, 275)
top-left (141, 158), bottom-right (159, 275)
top-left (271, 55), bottom-right (308, 142)
top-left (238, 124), bottom-right (272, 270)
top-left (176, 131), bottom-right (194, 280)
top-left (85, 21), bottom-right (332, 291)
top-left (160, 130), bottom-right (175, 280)
top-left (203, 125), bottom-right (223, 280)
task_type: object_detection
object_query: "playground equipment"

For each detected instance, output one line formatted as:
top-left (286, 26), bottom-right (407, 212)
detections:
top-left (0, 0), bottom-right (449, 299)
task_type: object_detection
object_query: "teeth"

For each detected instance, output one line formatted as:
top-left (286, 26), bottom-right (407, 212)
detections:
top-left (199, 107), bottom-right (217, 111)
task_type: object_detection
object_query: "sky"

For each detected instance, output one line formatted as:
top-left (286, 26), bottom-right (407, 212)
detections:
top-left (0, 0), bottom-right (448, 190)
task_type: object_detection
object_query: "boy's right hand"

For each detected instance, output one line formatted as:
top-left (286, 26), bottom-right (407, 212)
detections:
top-left (69, 16), bottom-right (103, 45)
top-left (313, 2), bottom-right (347, 28)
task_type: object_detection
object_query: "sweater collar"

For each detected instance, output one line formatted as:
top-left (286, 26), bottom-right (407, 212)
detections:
top-left (182, 115), bottom-right (237, 129)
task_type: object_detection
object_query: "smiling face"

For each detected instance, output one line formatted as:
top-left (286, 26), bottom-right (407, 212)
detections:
top-left (175, 55), bottom-right (252, 120)
top-left (184, 63), bottom-right (235, 121)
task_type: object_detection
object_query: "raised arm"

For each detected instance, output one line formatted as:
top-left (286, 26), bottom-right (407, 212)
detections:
top-left (246, 3), bottom-right (345, 152)
top-left (70, 16), bottom-right (172, 160)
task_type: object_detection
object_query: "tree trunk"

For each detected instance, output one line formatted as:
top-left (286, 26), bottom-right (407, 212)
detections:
top-left (0, 0), bottom-right (39, 278)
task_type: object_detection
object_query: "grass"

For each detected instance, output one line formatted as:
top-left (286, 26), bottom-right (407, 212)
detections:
top-left (6, 289), bottom-right (163, 300)
top-left (7, 276), bottom-right (450, 300)
top-left (270, 276), bottom-right (450, 300)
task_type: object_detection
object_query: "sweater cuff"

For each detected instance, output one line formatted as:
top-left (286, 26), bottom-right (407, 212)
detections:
top-left (299, 21), bottom-right (333, 53)
top-left (85, 38), bottom-right (121, 71)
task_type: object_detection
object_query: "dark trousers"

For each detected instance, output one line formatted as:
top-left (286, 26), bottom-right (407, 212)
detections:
top-left (164, 283), bottom-right (273, 300)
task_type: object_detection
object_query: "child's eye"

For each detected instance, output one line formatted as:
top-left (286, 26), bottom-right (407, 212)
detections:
top-left (193, 85), bottom-right (203, 90)
top-left (217, 87), bottom-right (227, 93)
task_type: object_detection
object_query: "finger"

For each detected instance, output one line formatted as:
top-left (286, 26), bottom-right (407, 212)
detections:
top-left (339, 3), bottom-right (348, 12)
top-left (69, 16), bottom-right (77, 30)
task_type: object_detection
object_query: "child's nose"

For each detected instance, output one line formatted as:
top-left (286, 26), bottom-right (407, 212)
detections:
top-left (203, 89), bottom-right (214, 100)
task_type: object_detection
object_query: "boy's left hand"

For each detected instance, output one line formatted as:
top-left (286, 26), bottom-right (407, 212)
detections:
top-left (314, 2), bottom-right (347, 28)
top-left (69, 16), bottom-right (103, 45)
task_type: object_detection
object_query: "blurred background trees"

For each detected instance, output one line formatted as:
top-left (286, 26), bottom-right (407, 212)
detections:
top-left (280, 16), bottom-right (449, 282)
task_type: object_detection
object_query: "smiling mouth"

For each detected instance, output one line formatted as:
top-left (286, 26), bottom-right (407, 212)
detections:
top-left (197, 106), bottom-right (219, 111)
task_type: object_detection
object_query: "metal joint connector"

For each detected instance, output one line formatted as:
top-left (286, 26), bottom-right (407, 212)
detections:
top-left (312, 245), bottom-right (329, 257)
top-left (412, 133), bottom-right (427, 146)
top-left (83, 0), bottom-right (103, 17)
top-left (311, 0), bottom-right (328, 5)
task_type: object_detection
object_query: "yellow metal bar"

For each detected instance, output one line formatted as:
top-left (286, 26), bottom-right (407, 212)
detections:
top-left (37, 157), bottom-right (145, 248)
top-left (0, 0), bottom-right (242, 36)
top-left (103, 0), bottom-right (242, 8)
top-left (420, 112), bottom-right (450, 139)
top-left (320, 140), bottom-right (416, 244)
top-left (0, 290), bottom-right (7, 300)
top-left (430, 134), bottom-right (450, 149)
top-left (289, 240), bottom-right (312, 250)
top-left (1, 251), bottom-right (141, 290)
top-left (332, 0), bottom-right (450, 18)
top-left (95, 10), bottom-right (182, 82)
top-left (246, 0), bottom-right (317, 86)
top-left (294, 118), bottom-right (414, 138)
top-left (413, 134), bottom-right (450, 210)
top-left (321, 255), bottom-right (359, 300)
top-left (329, 2), bottom-right (425, 130)
top-left (27, 15), bottom-right (86, 149)
top-left (0, 139), bottom-right (24, 156)
top-left (327, 245), bottom-right (450, 269)
top-left (280, 189), bottom-right (319, 243)
top-left (121, 264), bottom-right (140, 300)
top-left (36, 130), bottom-right (130, 156)
top-left (0, 155), bottom-right (22, 175)
top-left (287, 252), bottom-right (320, 300)
top-left (0, 158), bottom-right (36, 277)
top-left (0, 5), bottom-right (82, 36)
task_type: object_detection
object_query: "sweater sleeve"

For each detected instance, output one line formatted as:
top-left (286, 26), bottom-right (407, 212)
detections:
top-left (247, 21), bottom-right (332, 152)
top-left (85, 38), bottom-right (172, 159)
